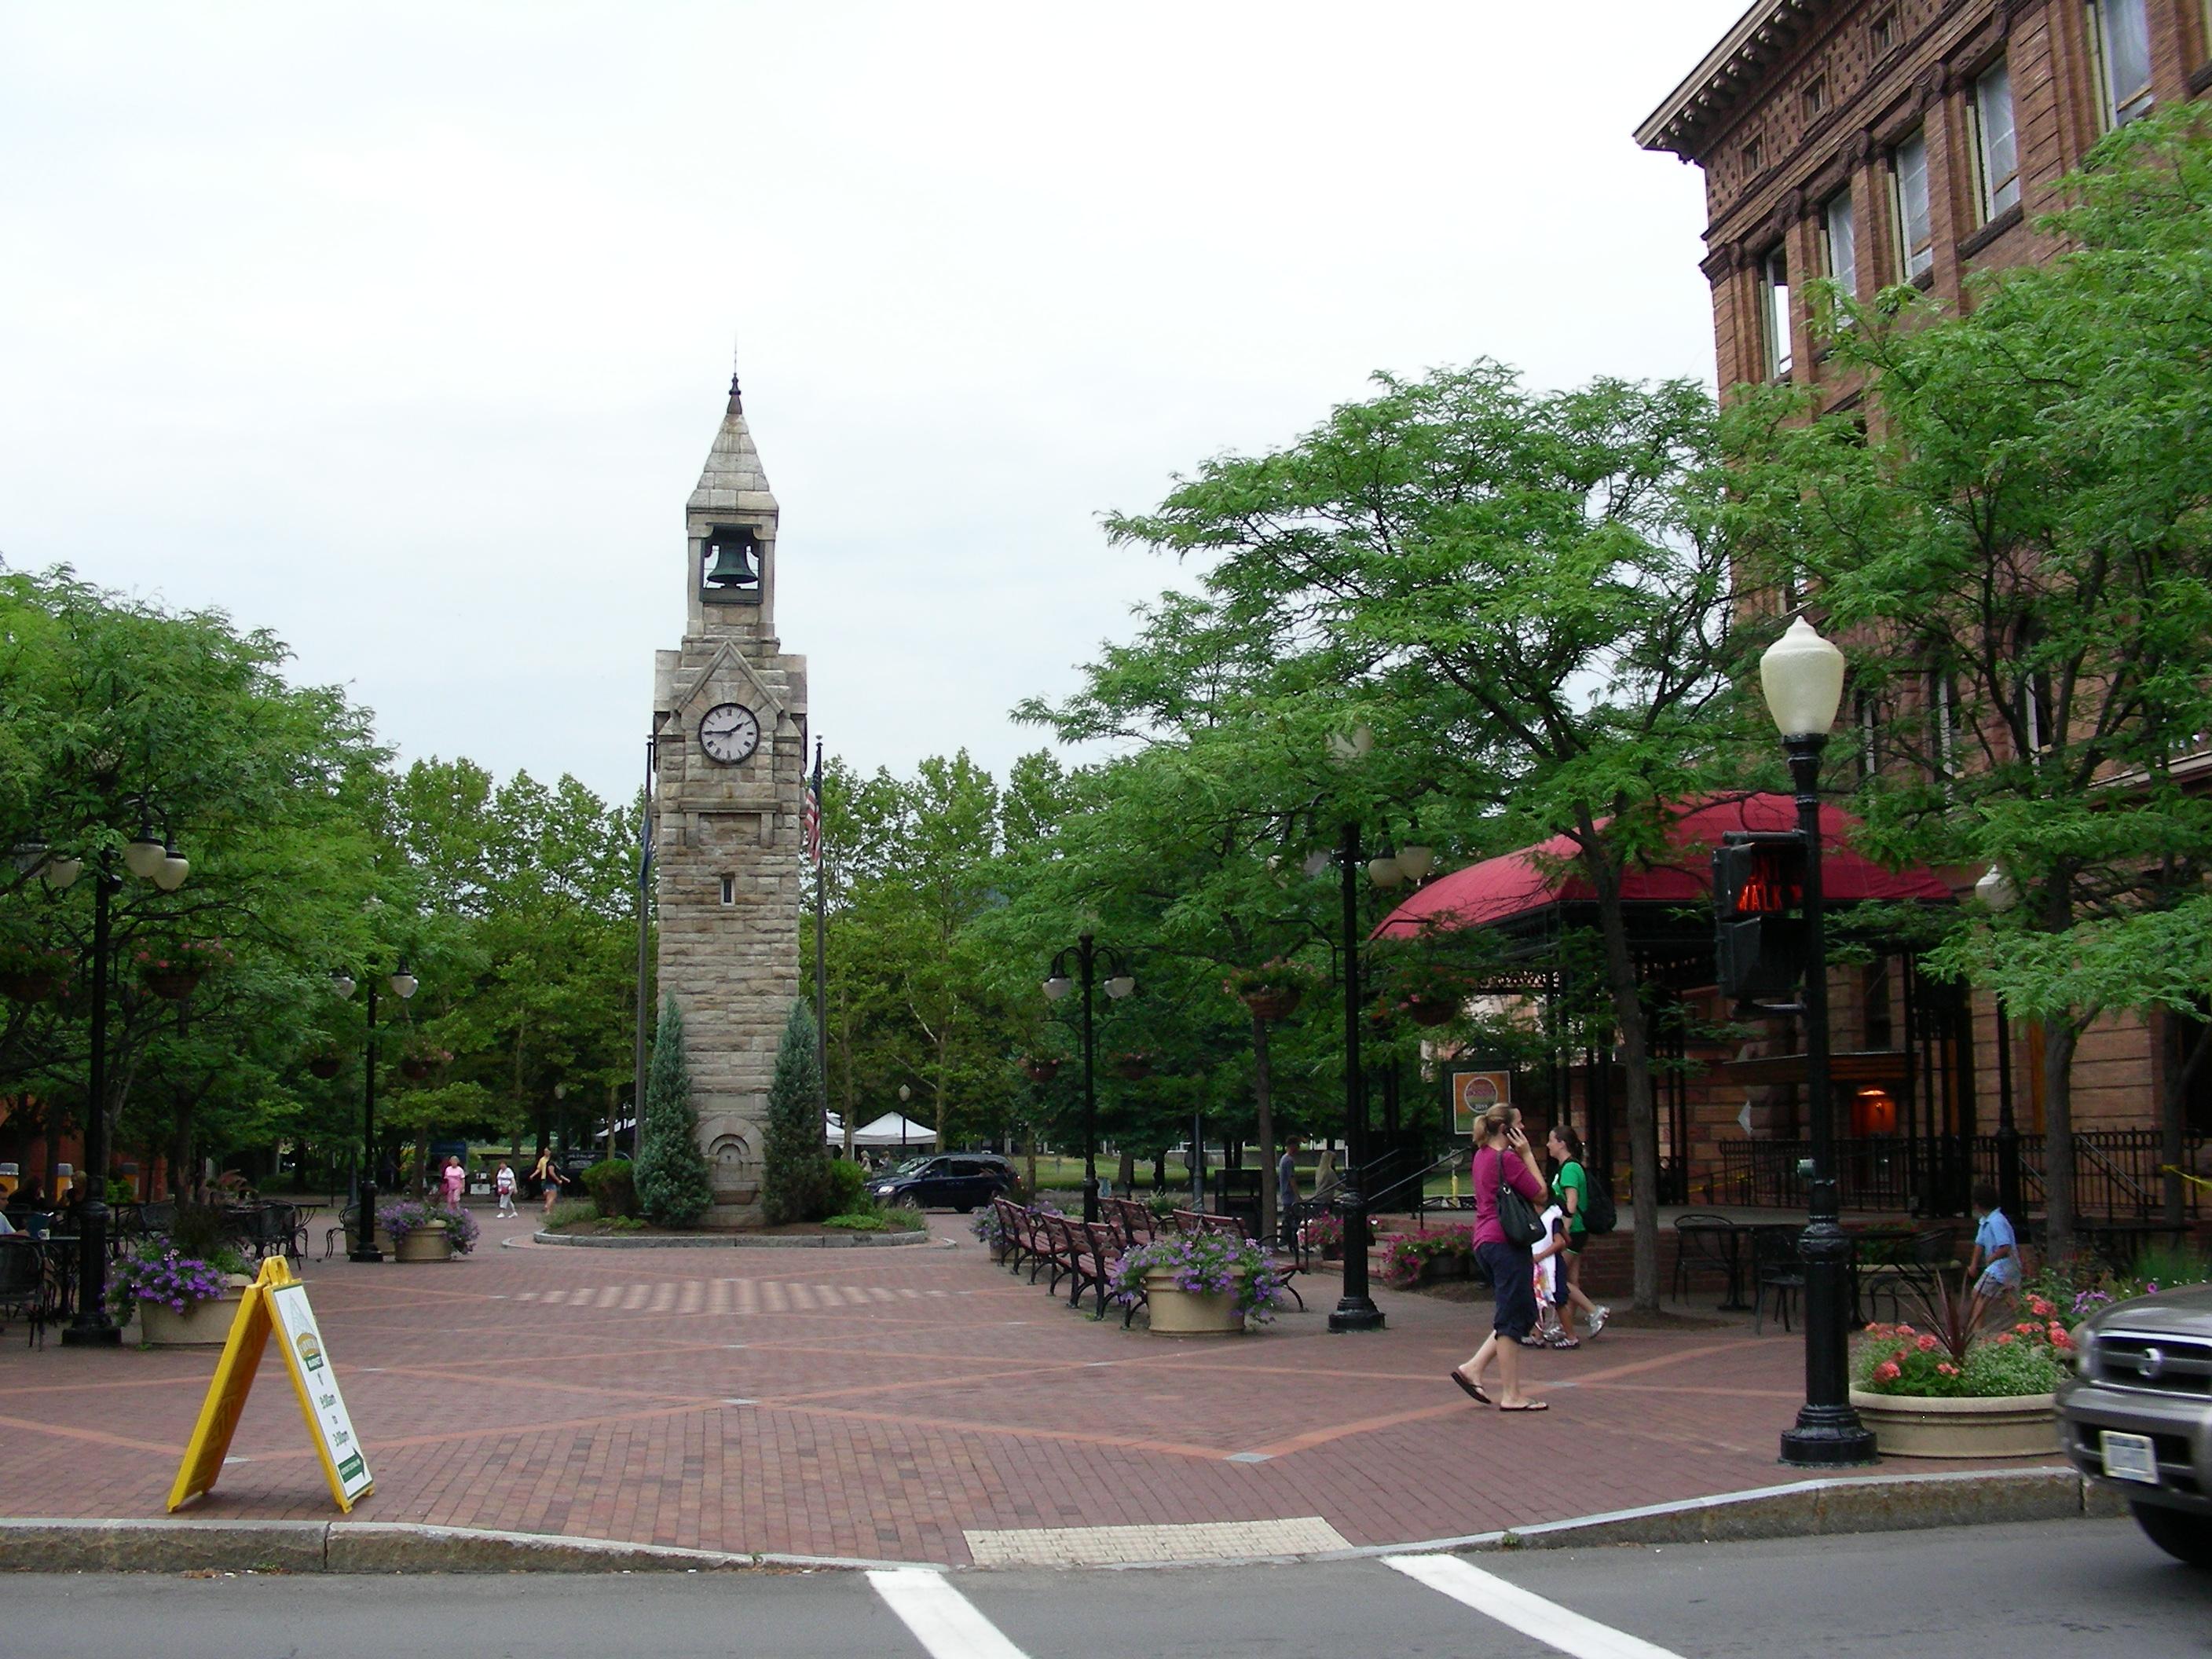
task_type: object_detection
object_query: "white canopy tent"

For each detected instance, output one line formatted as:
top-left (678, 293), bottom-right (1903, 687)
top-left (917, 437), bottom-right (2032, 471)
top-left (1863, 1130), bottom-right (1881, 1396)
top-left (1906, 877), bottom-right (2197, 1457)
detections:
top-left (823, 1111), bottom-right (844, 1144)
top-left (848, 1112), bottom-right (937, 1149)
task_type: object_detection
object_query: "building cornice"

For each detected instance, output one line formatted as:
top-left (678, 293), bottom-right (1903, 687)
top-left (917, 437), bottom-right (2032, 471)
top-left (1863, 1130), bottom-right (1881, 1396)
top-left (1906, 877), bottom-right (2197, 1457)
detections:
top-left (1635, 0), bottom-right (1840, 159)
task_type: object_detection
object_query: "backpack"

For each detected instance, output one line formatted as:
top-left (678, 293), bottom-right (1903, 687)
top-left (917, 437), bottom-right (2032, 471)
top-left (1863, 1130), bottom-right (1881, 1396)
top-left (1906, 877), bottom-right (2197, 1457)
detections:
top-left (1577, 1164), bottom-right (1618, 1236)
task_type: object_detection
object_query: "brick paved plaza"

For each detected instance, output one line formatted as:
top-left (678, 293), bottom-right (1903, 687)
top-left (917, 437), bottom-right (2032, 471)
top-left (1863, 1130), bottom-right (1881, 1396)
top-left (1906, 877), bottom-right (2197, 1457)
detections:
top-left (0, 1210), bottom-right (2063, 1566)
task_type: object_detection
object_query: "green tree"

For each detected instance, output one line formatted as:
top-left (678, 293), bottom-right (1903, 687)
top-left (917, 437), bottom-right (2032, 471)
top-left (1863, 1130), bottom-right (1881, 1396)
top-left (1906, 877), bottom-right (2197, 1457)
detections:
top-left (634, 994), bottom-right (712, 1226)
top-left (761, 997), bottom-right (830, 1224)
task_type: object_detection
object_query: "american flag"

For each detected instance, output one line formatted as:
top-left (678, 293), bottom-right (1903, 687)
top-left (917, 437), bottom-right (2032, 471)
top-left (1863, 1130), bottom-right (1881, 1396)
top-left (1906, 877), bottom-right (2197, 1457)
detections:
top-left (804, 757), bottom-right (822, 866)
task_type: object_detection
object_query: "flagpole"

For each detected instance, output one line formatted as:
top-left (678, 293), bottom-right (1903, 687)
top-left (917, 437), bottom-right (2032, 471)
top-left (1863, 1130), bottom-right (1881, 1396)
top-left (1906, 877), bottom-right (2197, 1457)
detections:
top-left (811, 739), bottom-right (837, 1159)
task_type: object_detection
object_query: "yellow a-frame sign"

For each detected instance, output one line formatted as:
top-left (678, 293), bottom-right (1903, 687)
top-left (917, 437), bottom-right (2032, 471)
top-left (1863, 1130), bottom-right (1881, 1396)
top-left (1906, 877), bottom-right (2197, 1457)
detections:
top-left (167, 1256), bottom-right (373, 1513)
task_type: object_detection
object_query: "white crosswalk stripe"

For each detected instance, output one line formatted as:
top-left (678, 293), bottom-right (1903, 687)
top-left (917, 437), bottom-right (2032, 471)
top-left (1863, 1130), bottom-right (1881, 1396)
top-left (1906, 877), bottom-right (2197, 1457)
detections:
top-left (1385, 1554), bottom-right (1685, 1659)
top-left (868, 1569), bottom-right (1031, 1659)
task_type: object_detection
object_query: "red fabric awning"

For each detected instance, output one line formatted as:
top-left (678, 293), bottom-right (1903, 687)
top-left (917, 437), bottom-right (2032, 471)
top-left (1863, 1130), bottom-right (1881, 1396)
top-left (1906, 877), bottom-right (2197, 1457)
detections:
top-left (1372, 793), bottom-right (1954, 940)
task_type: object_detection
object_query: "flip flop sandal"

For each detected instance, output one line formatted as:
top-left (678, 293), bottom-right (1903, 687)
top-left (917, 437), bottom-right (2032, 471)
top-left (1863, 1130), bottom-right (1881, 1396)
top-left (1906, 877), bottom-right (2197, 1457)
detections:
top-left (1448, 1369), bottom-right (1493, 1406)
top-left (1498, 1401), bottom-right (1551, 1412)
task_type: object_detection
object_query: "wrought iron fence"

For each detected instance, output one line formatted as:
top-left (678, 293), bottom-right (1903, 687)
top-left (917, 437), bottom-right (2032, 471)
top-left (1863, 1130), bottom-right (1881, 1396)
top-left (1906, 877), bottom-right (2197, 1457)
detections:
top-left (1716, 1130), bottom-right (2205, 1219)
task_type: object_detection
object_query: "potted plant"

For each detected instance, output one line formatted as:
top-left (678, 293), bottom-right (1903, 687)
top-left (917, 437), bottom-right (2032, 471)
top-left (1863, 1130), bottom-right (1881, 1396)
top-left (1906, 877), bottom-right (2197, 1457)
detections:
top-left (307, 1049), bottom-right (344, 1080)
top-left (379, 1198), bottom-right (479, 1262)
top-left (1111, 1050), bottom-right (1155, 1082)
top-left (1222, 961), bottom-right (1312, 1023)
top-left (397, 1044), bottom-right (452, 1081)
top-left (110, 1246), bottom-right (252, 1346)
top-left (1381, 1225), bottom-right (1480, 1287)
top-left (1848, 1284), bottom-right (2071, 1458)
top-left (1021, 1057), bottom-right (1062, 1083)
top-left (1299, 1211), bottom-right (1346, 1262)
top-left (0, 941), bottom-right (73, 1002)
top-left (136, 939), bottom-right (233, 1001)
top-left (1106, 1230), bottom-right (1287, 1335)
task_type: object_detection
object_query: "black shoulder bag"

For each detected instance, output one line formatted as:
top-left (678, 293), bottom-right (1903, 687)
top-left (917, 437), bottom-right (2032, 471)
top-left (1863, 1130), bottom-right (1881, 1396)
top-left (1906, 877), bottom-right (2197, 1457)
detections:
top-left (1492, 1148), bottom-right (1546, 1248)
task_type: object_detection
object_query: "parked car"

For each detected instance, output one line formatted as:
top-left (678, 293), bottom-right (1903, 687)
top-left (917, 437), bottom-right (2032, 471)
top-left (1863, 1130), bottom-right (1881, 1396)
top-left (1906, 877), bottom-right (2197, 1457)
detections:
top-left (2056, 1282), bottom-right (2212, 1568)
top-left (869, 1155), bottom-right (1012, 1214)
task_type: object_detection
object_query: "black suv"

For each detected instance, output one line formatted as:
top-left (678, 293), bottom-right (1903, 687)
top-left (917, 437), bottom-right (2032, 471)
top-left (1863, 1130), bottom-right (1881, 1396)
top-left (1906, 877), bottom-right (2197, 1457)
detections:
top-left (868, 1155), bottom-right (1012, 1214)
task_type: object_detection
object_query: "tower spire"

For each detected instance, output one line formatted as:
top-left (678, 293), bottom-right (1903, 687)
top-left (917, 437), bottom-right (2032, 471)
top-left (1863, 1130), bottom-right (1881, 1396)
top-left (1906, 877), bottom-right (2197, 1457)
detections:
top-left (728, 335), bottom-right (742, 412)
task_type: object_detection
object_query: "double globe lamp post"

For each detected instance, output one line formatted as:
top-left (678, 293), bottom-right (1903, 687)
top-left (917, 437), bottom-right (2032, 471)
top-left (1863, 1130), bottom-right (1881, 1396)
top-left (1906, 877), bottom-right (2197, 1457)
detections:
top-left (332, 959), bottom-right (417, 1263)
top-left (38, 820), bottom-right (190, 1346)
top-left (1760, 617), bottom-right (1877, 1467)
top-left (1042, 934), bottom-right (1134, 1225)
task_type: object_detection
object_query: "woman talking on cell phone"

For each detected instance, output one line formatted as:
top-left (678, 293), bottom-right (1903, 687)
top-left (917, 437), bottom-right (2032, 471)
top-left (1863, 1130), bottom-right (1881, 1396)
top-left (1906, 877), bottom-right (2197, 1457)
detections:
top-left (1448, 1104), bottom-right (1550, 1413)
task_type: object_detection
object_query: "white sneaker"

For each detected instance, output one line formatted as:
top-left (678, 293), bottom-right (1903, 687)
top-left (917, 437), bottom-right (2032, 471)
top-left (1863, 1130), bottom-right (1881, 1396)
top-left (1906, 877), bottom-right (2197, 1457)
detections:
top-left (1588, 1305), bottom-right (1610, 1337)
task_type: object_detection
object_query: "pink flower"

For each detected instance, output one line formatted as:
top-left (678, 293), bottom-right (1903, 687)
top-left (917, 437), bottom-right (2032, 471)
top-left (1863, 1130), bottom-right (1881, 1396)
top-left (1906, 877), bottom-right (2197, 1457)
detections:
top-left (1915, 1334), bottom-right (1939, 1352)
top-left (1872, 1361), bottom-right (1901, 1382)
top-left (2051, 1328), bottom-right (2074, 1351)
top-left (2028, 1296), bottom-right (2053, 1317)
top-left (1936, 1362), bottom-right (1959, 1375)
top-left (1995, 1333), bottom-right (2016, 1346)
top-left (1896, 1324), bottom-right (1916, 1336)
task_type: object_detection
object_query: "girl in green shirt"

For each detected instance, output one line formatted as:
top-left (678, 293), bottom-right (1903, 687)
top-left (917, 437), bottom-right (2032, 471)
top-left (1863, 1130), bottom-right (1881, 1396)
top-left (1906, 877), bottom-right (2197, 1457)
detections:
top-left (1547, 1125), bottom-right (1608, 1338)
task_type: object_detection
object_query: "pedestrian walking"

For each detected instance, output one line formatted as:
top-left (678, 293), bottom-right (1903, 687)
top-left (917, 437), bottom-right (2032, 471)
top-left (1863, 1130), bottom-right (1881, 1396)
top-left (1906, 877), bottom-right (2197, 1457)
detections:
top-left (532, 1148), bottom-right (565, 1216)
top-left (1276, 1137), bottom-right (1300, 1248)
top-left (1547, 1125), bottom-right (1608, 1338)
top-left (1965, 1182), bottom-right (2020, 1312)
top-left (494, 1161), bottom-right (517, 1218)
top-left (440, 1155), bottom-right (466, 1209)
top-left (1525, 1200), bottom-right (1578, 1350)
top-left (1448, 1104), bottom-right (1549, 1413)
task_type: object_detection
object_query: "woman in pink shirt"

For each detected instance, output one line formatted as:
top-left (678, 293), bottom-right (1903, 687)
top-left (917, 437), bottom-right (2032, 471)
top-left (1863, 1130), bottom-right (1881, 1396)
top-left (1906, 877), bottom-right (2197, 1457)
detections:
top-left (441, 1156), bottom-right (466, 1208)
top-left (1449, 1104), bottom-right (1550, 1412)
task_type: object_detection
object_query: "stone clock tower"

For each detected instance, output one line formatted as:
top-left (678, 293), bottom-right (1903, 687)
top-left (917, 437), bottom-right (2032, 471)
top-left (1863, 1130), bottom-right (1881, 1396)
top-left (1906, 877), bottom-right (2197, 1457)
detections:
top-left (651, 372), bottom-right (808, 1225)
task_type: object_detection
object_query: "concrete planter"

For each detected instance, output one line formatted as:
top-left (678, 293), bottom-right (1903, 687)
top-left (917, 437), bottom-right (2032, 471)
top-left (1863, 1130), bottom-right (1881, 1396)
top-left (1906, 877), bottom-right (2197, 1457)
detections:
top-left (140, 1291), bottom-right (244, 1346)
top-left (1141, 1270), bottom-right (1245, 1335)
top-left (1848, 1389), bottom-right (2059, 1459)
top-left (394, 1224), bottom-right (455, 1263)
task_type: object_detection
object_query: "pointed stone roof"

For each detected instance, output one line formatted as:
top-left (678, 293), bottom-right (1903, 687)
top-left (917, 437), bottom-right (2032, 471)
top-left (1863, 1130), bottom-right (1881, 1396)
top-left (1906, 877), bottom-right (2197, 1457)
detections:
top-left (687, 374), bottom-right (778, 518)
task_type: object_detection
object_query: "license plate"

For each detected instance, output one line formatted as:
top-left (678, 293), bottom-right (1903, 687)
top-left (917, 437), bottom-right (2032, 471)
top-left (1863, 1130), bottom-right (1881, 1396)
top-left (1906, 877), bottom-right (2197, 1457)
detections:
top-left (2101, 1430), bottom-right (2159, 1485)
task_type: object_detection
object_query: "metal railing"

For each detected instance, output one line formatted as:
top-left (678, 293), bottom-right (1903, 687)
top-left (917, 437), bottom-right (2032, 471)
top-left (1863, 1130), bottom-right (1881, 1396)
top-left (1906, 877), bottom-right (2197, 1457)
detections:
top-left (1717, 1130), bottom-right (2204, 1219)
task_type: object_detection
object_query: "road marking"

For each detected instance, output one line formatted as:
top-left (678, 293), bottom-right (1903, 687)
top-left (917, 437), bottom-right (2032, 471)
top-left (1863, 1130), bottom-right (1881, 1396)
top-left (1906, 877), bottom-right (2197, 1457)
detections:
top-left (867, 1568), bottom-right (1031, 1659)
top-left (1386, 1554), bottom-right (1684, 1659)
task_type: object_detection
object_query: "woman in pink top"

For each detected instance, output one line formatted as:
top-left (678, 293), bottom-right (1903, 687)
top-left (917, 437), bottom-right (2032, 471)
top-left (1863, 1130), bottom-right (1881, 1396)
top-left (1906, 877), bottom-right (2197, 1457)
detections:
top-left (441, 1156), bottom-right (466, 1207)
top-left (1449, 1104), bottom-right (1550, 1412)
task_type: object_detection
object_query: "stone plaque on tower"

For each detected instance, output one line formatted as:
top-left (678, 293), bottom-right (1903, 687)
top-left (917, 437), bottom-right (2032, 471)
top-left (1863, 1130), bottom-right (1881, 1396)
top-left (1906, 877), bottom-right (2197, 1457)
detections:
top-left (651, 372), bottom-right (808, 1225)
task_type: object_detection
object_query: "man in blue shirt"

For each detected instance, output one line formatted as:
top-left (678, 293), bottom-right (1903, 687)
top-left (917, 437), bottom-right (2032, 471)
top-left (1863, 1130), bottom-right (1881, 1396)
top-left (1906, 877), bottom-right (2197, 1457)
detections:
top-left (1965, 1181), bottom-right (2020, 1309)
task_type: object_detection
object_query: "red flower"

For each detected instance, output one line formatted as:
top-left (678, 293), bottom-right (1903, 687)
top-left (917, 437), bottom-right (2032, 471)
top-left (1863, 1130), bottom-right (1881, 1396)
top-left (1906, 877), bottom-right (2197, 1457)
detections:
top-left (1914, 1334), bottom-right (1939, 1352)
top-left (1936, 1362), bottom-right (1959, 1375)
top-left (2028, 1296), bottom-right (2053, 1317)
top-left (1995, 1333), bottom-right (2016, 1346)
top-left (1872, 1361), bottom-right (1901, 1382)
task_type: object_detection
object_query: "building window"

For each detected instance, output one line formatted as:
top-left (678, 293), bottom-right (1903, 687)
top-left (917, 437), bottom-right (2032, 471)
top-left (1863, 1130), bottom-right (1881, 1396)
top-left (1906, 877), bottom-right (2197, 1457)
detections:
top-left (1974, 60), bottom-right (2020, 219)
top-left (1855, 690), bottom-right (1881, 782)
top-left (1892, 131), bottom-right (1934, 280)
top-left (1743, 136), bottom-right (1763, 175)
top-left (1870, 7), bottom-right (1899, 54)
top-left (2092, 0), bottom-right (2155, 126)
top-left (1760, 245), bottom-right (1793, 378)
top-left (720, 875), bottom-right (736, 906)
top-left (1804, 75), bottom-right (1828, 118)
top-left (1823, 189), bottom-right (1858, 301)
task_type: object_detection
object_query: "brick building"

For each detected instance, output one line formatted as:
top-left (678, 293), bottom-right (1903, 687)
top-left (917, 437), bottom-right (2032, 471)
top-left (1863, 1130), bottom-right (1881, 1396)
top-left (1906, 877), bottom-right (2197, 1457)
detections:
top-left (1620, 0), bottom-right (2212, 1209)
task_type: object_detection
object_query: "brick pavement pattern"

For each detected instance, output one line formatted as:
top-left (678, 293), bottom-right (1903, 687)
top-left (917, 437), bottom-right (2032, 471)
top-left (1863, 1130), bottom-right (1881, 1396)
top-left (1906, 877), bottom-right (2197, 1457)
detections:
top-left (0, 1211), bottom-right (2056, 1565)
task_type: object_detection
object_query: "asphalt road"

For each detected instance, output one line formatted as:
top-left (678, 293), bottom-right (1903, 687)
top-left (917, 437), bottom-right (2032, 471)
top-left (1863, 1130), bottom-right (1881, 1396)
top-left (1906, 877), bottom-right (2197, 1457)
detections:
top-left (6, 1516), bottom-right (2209, 1659)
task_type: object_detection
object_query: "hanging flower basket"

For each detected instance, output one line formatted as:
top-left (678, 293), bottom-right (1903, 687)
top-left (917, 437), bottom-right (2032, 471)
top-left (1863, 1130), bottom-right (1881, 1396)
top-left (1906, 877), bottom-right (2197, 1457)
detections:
top-left (1023, 1057), bottom-right (1062, 1083)
top-left (398, 1046), bottom-right (452, 1081)
top-left (1222, 960), bottom-right (1314, 1024)
top-left (0, 942), bottom-right (71, 1002)
top-left (1400, 993), bottom-right (1457, 1028)
top-left (308, 1053), bottom-right (343, 1080)
top-left (1111, 1052), bottom-right (1154, 1081)
top-left (135, 939), bottom-right (233, 1002)
top-left (1240, 986), bottom-right (1302, 1021)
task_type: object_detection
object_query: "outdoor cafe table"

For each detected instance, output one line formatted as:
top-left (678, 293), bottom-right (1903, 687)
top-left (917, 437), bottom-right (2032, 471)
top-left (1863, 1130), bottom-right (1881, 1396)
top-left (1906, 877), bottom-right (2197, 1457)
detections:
top-left (1675, 1219), bottom-right (1754, 1310)
top-left (0, 1232), bottom-right (79, 1324)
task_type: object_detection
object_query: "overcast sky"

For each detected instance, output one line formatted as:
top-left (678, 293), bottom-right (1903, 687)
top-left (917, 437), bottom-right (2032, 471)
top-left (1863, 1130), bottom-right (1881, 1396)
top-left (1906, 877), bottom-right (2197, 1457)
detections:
top-left (1, 2), bottom-right (1747, 809)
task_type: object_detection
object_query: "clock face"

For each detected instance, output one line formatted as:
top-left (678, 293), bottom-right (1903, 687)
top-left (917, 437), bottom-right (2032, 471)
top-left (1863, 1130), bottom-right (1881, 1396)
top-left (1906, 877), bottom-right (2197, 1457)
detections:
top-left (698, 702), bottom-right (761, 764)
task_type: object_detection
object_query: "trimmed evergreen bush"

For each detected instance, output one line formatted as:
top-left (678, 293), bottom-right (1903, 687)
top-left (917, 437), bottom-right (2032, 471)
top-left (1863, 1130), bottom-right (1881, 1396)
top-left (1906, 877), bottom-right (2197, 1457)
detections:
top-left (580, 1158), bottom-right (636, 1218)
top-left (634, 994), bottom-right (715, 1227)
top-left (761, 998), bottom-right (832, 1225)
top-left (823, 1155), bottom-right (868, 1216)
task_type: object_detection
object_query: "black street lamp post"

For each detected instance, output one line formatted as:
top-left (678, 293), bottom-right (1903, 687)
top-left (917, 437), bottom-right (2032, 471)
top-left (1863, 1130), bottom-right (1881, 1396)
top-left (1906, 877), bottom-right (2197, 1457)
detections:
top-left (336, 959), bottom-right (416, 1262)
top-left (1328, 819), bottom-right (1386, 1333)
top-left (1763, 618), bottom-right (1878, 1467)
top-left (1043, 932), bottom-right (1133, 1225)
top-left (58, 818), bottom-right (188, 1347)
top-left (1975, 863), bottom-right (2024, 1218)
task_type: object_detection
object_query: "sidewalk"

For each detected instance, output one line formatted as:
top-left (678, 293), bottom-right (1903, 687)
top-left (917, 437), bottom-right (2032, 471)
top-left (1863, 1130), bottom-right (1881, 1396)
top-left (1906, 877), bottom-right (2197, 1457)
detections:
top-left (0, 1214), bottom-right (2062, 1566)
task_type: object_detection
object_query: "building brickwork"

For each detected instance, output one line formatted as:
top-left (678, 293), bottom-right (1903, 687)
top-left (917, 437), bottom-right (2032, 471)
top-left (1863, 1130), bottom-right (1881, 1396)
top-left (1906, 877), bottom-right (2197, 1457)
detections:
top-left (1634, 0), bottom-right (2212, 1188)
top-left (651, 377), bottom-right (808, 1225)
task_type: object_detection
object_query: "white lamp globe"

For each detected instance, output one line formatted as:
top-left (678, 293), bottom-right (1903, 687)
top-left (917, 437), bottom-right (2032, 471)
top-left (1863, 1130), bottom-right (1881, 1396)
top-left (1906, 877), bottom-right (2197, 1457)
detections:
top-left (1760, 617), bottom-right (1848, 740)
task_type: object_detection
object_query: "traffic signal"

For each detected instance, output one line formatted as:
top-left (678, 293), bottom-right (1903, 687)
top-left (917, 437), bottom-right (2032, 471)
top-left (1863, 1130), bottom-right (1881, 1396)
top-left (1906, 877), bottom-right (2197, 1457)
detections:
top-left (1712, 831), bottom-right (1808, 1002)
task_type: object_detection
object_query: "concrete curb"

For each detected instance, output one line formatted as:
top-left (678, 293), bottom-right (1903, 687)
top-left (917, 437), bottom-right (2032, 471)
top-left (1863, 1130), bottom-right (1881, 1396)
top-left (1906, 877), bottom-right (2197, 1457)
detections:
top-left (0, 1469), bottom-right (2126, 1576)
top-left (523, 1229), bottom-right (942, 1250)
top-left (0, 1518), bottom-right (912, 1576)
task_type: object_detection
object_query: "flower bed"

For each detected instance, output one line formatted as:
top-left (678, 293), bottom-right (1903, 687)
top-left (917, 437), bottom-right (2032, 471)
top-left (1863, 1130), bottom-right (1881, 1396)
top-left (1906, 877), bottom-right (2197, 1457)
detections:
top-left (1851, 1293), bottom-right (2072, 1399)
top-left (1381, 1225), bottom-right (1478, 1288)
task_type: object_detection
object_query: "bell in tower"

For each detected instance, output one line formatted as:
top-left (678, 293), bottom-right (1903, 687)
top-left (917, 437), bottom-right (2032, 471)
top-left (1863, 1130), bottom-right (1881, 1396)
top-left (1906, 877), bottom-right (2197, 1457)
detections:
top-left (702, 526), bottom-right (760, 600)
